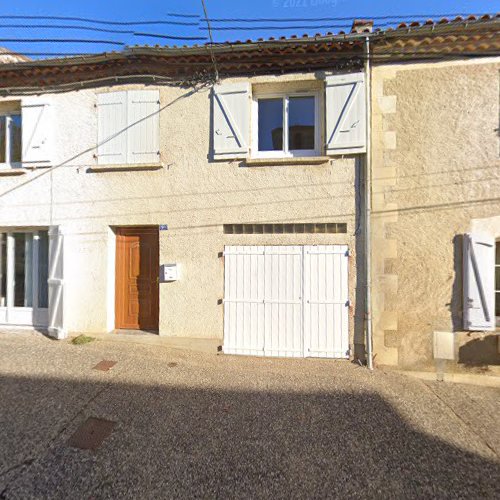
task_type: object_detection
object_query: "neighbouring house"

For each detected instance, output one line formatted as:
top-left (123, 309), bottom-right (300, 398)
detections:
top-left (0, 14), bottom-right (498, 373)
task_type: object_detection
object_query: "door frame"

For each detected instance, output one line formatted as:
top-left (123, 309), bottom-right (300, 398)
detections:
top-left (113, 226), bottom-right (159, 332)
top-left (0, 229), bottom-right (49, 327)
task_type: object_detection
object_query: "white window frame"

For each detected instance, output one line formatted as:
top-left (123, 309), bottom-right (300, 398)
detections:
top-left (0, 229), bottom-right (49, 327)
top-left (0, 111), bottom-right (22, 169)
top-left (251, 91), bottom-right (321, 159)
top-left (496, 240), bottom-right (500, 327)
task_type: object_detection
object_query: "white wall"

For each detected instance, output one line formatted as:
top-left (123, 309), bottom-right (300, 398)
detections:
top-left (0, 75), bottom-right (361, 340)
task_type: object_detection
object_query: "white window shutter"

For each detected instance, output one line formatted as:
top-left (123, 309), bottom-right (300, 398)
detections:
top-left (21, 98), bottom-right (53, 165)
top-left (463, 233), bottom-right (495, 331)
top-left (127, 90), bottom-right (160, 164)
top-left (325, 72), bottom-right (366, 155)
top-left (97, 91), bottom-right (127, 165)
top-left (212, 82), bottom-right (250, 160)
top-left (48, 226), bottom-right (66, 339)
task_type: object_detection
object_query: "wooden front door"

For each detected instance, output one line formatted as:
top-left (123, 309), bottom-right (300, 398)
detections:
top-left (115, 227), bottom-right (159, 331)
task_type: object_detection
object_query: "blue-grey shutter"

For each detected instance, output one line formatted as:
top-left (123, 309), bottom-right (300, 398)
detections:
top-left (97, 91), bottom-right (127, 165)
top-left (212, 83), bottom-right (250, 160)
top-left (21, 97), bottom-right (53, 165)
top-left (463, 233), bottom-right (495, 331)
top-left (325, 72), bottom-right (366, 155)
top-left (127, 90), bottom-right (160, 164)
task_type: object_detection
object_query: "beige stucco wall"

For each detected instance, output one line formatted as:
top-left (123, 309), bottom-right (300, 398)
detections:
top-left (0, 72), bottom-right (363, 350)
top-left (371, 57), bottom-right (500, 370)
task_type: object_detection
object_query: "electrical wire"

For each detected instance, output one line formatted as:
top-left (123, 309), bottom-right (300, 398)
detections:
top-left (203, 13), bottom-right (494, 22)
top-left (0, 27), bottom-right (488, 50)
top-left (0, 24), bottom-right (207, 41)
top-left (0, 49), bottom-right (496, 63)
top-left (167, 13), bottom-right (200, 19)
top-left (0, 38), bottom-right (126, 45)
top-left (0, 15), bottom-right (198, 26)
top-left (200, 0), bottom-right (219, 81)
top-left (0, 23), bottom-right (136, 34)
top-left (133, 32), bottom-right (207, 41)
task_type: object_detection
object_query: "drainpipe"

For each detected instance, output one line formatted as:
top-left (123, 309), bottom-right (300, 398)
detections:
top-left (364, 36), bottom-right (374, 370)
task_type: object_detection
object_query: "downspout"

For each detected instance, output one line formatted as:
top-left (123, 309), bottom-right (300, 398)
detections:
top-left (364, 36), bottom-right (374, 370)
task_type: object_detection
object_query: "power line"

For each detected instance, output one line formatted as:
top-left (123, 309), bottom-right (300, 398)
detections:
top-left (0, 38), bottom-right (126, 45)
top-left (0, 23), bottom-right (135, 34)
top-left (0, 12), bottom-right (493, 26)
top-left (133, 32), bottom-right (206, 41)
top-left (199, 18), bottom-right (497, 31)
top-left (200, 0), bottom-right (218, 81)
top-left (201, 24), bottom-right (359, 31)
top-left (203, 13), bottom-right (494, 22)
top-left (0, 23), bottom-right (207, 41)
top-left (167, 13), bottom-right (201, 19)
top-left (0, 48), bottom-right (496, 61)
top-left (0, 24), bottom-right (493, 51)
top-left (0, 15), bottom-right (198, 26)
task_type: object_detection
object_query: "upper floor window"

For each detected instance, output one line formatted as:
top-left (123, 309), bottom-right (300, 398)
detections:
top-left (0, 113), bottom-right (22, 167)
top-left (211, 73), bottom-right (366, 161)
top-left (253, 92), bottom-right (320, 158)
top-left (96, 90), bottom-right (160, 166)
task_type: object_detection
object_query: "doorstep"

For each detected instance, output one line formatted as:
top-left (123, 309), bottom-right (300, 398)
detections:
top-left (70, 331), bottom-right (221, 354)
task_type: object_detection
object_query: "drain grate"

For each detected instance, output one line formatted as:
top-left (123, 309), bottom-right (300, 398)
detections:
top-left (93, 360), bottom-right (116, 371)
top-left (67, 417), bottom-right (116, 451)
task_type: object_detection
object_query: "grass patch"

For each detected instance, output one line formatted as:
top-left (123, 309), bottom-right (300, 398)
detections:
top-left (71, 335), bottom-right (95, 345)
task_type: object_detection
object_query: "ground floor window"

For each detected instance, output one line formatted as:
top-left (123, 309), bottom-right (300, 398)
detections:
top-left (0, 230), bottom-right (48, 326)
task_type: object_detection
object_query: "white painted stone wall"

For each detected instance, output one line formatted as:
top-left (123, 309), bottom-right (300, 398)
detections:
top-left (0, 73), bottom-right (362, 344)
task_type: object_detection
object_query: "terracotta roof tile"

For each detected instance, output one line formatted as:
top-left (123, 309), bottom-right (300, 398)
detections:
top-left (0, 13), bottom-right (497, 91)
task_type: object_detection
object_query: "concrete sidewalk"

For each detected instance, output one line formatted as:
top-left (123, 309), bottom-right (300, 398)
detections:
top-left (0, 331), bottom-right (499, 499)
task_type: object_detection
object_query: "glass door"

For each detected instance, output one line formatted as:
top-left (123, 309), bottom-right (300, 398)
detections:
top-left (0, 230), bottom-right (49, 327)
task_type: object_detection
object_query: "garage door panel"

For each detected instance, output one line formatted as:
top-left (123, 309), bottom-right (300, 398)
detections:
top-left (304, 245), bottom-right (349, 359)
top-left (223, 246), bottom-right (265, 355)
top-left (224, 245), bottom-right (349, 359)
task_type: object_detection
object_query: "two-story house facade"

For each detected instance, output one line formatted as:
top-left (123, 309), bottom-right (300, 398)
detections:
top-left (0, 14), bottom-right (498, 372)
top-left (0, 33), bottom-right (367, 360)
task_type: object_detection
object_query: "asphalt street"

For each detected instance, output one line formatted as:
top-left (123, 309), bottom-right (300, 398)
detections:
top-left (0, 331), bottom-right (499, 499)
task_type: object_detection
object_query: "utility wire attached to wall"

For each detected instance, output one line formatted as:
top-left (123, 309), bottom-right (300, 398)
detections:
top-left (200, 0), bottom-right (219, 82)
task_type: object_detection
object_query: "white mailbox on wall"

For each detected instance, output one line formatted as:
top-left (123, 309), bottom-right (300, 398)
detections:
top-left (162, 264), bottom-right (179, 282)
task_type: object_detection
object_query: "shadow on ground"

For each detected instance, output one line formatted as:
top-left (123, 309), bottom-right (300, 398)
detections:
top-left (0, 374), bottom-right (499, 498)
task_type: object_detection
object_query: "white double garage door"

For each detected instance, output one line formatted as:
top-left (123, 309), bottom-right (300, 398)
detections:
top-left (223, 245), bottom-right (349, 359)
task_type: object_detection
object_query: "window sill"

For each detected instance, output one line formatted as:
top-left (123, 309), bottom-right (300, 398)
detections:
top-left (245, 156), bottom-right (330, 167)
top-left (88, 163), bottom-right (163, 173)
top-left (0, 168), bottom-right (27, 176)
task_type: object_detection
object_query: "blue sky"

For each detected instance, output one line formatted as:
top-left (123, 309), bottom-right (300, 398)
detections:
top-left (0, 0), bottom-right (498, 58)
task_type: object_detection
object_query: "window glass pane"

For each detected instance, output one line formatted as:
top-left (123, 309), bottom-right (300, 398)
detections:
top-left (496, 266), bottom-right (500, 292)
top-left (258, 98), bottom-right (283, 151)
top-left (13, 233), bottom-right (33, 308)
top-left (0, 234), bottom-right (6, 307)
top-left (496, 292), bottom-right (500, 317)
top-left (496, 242), bottom-right (500, 265)
top-left (0, 116), bottom-right (6, 163)
top-left (38, 231), bottom-right (49, 309)
top-left (13, 233), bottom-right (26, 307)
top-left (288, 96), bottom-right (315, 150)
top-left (10, 114), bottom-right (21, 163)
